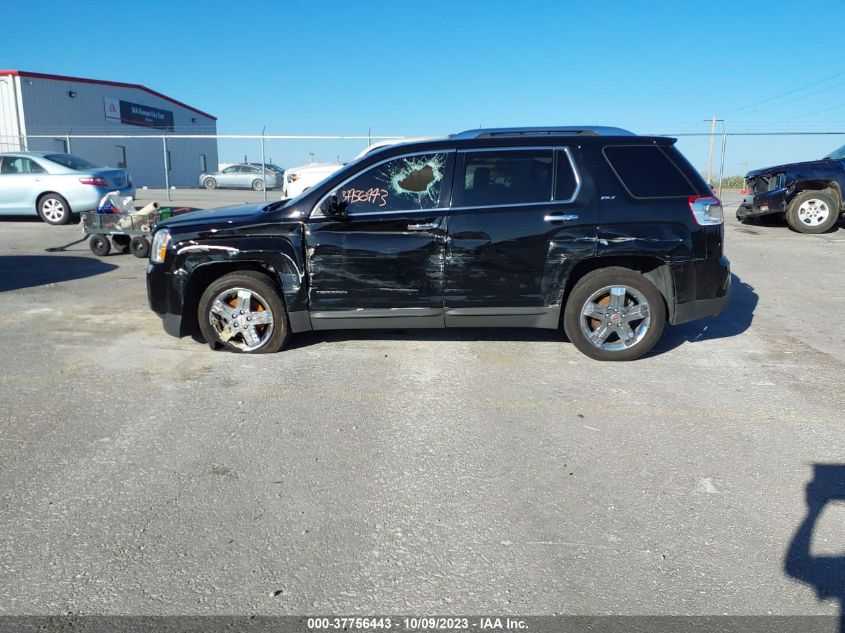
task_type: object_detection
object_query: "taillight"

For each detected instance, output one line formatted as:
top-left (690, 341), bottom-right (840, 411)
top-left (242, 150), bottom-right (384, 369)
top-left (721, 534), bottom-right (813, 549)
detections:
top-left (79, 177), bottom-right (108, 186)
top-left (688, 195), bottom-right (724, 225)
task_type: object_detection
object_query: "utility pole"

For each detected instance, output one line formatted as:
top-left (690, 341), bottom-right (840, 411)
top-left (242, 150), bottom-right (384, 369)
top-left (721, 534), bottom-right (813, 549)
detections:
top-left (704, 116), bottom-right (724, 186)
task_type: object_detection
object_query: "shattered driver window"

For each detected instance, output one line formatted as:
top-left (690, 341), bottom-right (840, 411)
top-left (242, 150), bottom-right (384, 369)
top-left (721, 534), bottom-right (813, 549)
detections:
top-left (333, 153), bottom-right (447, 214)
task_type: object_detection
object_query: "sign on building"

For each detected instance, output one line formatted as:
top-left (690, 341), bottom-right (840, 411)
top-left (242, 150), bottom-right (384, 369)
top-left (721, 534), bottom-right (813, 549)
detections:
top-left (104, 97), bottom-right (174, 131)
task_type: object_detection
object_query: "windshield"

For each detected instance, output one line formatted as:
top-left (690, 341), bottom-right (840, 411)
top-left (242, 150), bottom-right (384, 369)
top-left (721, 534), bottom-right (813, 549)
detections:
top-left (45, 154), bottom-right (103, 170)
top-left (824, 144), bottom-right (845, 160)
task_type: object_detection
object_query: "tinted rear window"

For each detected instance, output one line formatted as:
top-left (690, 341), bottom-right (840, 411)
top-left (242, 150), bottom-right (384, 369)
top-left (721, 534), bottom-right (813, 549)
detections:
top-left (603, 145), bottom-right (694, 198)
top-left (45, 154), bottom-right (101, 170)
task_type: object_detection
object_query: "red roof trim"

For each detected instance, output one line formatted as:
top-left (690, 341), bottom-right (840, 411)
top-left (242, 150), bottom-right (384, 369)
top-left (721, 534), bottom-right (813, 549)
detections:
top-left (0, 70), bottom-right (217, 121)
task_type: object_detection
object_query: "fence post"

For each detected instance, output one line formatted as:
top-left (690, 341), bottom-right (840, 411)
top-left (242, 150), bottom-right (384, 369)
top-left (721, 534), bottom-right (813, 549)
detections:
top-left (65, 133), bottom-right (71, 154)
top-left (718, 130), bottom-right (727, 195)
top-left (260, 127), bottom-right (267, 202)
top-left (162, 136), bottom-right (171, 201)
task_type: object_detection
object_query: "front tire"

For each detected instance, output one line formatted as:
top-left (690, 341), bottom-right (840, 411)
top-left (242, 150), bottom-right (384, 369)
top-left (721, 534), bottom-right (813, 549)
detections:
top-left (563, 267), bottom-right (666, 361)
top-left (203, 178), bottom-right (217, 190)
top-left (252, 179), bottom-right (265, 191)
top-left (37, 193), bottom-right (72, 225)
top-left (130, 236), bottom-right (150, 258)
top-left (198, 271), bottom-right (289, 354)
top-left (786, 190), bottom-right (839, 234)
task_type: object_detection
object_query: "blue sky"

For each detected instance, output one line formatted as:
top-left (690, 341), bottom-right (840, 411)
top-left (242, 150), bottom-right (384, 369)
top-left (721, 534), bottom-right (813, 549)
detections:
top-left (3, 0), bottom-right (845, 174)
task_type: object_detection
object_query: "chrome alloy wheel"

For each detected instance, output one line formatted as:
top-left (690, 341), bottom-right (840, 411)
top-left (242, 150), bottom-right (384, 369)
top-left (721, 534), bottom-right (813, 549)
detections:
top-left (579, 285), bottom-right (651, 351)
top-left (797, 198), bottom-right (830, 227)
top-left (208, 287), bottom-right (275, 351)
top-left (41, 198), bottom-right (66, 223)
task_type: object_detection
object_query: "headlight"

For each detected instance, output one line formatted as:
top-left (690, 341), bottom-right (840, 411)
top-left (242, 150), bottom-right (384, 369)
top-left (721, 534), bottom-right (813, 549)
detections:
top-left (287, 173), bottom-right (300, 183)
top-left (151, 229), bottom-right (171, 263)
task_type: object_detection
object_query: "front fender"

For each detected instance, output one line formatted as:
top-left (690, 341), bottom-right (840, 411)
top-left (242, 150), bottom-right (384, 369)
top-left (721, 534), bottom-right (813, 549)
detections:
top-left (165, 234), bottom-right (310, 334)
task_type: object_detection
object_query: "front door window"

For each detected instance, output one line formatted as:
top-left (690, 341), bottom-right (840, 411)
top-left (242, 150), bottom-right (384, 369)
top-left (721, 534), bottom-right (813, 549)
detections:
top-left (321, 152), bottom-right (449, 215)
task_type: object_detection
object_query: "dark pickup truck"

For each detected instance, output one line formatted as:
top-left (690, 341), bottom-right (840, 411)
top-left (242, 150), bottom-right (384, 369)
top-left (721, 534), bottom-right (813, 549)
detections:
top-left (736, 143), bottom-right (845, 233)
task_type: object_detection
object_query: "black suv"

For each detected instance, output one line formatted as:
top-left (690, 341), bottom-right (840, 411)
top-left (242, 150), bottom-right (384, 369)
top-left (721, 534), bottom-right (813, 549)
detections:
top-left (737, 143), bottom-right (845, 234)
top-left (147, 127), bottom-right (730, 361)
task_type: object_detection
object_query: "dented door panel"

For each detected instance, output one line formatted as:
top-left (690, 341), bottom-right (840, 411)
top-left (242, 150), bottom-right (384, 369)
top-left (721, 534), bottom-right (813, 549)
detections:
top-left (444, 147), bottom-right (598, 312)
top-left (305, 213), bottom-right (448, 311)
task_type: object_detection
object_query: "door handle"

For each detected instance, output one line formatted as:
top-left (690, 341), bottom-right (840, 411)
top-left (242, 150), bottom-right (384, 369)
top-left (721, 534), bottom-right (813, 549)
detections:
top-left (407, 222), bottom-right (438, 231)
top-left (544, 213), bottom-right (579, 223)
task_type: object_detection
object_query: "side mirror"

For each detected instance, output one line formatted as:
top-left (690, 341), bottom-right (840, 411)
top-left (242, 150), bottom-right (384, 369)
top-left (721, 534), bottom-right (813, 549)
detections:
top-left (325, 194), bottom-right (348, 219)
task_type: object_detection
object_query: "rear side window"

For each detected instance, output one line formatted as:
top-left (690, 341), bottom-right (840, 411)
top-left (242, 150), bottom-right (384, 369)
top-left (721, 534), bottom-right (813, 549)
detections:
top-left (603, 145), bottom-right (695, 198)
top-left (454, 150), bottom-right (553, 207)
top-left (1, 157), bottom-right (45, 174)
top-left (555, 151), bottom-right (578, 201)
top-left (44, 153), bottom-right (101, 170)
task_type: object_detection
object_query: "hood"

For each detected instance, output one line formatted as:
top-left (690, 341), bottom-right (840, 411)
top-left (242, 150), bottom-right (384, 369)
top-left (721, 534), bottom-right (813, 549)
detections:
top-left (156, 202), bottom-right (279, 231)
top-left (747, 159), bottom-right (836, 178)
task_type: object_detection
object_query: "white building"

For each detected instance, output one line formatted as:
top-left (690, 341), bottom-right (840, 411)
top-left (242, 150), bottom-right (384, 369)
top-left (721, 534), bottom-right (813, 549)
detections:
top-left (0, 70), bottom-right (218, 187)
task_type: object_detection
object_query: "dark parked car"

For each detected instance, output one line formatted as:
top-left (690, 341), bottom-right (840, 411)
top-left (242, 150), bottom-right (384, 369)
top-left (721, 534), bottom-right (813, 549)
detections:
top-left (147, 126), bottom-right (730, 361)
top-left (736, 144), bottom-right (845, 233)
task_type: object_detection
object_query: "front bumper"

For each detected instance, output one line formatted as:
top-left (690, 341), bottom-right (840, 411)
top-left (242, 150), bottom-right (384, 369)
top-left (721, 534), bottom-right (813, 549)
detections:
top-left (736, 190), bottom-right (787, 220)
top-left (147, 262), bottom-right (186, 337)
top-left (670, 255), bottom-right (731, 325)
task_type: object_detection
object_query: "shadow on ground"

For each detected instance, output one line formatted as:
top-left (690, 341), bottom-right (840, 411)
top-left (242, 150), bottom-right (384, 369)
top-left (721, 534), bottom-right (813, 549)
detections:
top-left (785, 464), bottom-right (845, 632)
top-left (651, 274), bottom-right (756, 355)
top-left (0, 255), bottom-right (117, 292)
top-left (284, 326), bottom-right (565, 351)
top-left (734, 215), bottom-right (844, 235)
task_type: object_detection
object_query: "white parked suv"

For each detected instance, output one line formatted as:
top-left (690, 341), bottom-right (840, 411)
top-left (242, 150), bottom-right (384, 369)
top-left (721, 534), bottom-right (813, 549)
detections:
top-left (281, 162), bottom-right (342, 199)
top-left (281, 138), bottom-right (436, 199)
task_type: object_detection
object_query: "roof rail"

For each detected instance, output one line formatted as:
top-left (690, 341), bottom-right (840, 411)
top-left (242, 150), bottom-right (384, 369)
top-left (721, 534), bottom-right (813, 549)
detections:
top-left (450, 126), bottom-right (635, 140)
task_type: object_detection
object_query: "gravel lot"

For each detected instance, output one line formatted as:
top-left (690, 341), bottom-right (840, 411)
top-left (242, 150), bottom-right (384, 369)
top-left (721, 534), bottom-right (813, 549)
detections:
top-left (1, 192), bottom-right (843, 617)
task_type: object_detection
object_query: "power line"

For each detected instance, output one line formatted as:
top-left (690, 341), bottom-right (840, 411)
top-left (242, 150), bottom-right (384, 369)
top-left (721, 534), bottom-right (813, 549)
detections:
top-left (776, 101), bottom-right (845, 123)
top-left (730, 79), bottom-right (845, 119)
top-left (719, 71), bottom-right (845, 117)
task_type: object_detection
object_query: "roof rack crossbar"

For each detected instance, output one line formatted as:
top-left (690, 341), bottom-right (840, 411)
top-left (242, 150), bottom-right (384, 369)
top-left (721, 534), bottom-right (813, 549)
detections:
top-left (451, 126), bottom-right (635, 140)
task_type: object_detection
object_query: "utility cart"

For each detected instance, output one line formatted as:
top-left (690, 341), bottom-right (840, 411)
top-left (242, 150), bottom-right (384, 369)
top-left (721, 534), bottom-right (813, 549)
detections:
top-left (81, 207), bottom-right (197, 258)
top-left (81, 210), bottom-right (157, 258)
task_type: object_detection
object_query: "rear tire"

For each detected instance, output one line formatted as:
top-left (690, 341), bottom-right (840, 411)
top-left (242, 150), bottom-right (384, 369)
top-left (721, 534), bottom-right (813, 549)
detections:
top-left (37, 193), bottom-right (72, 225)
top-left (563, 267), bottom-right (666, 361)
top-left (198, 271), bottom-right (289, 354)
top-left (786, 190), bottom-right (839, 234)
top-left (130, 236), bottom-right (150, 258)
top-left (89, 234), bottom-right (111, 257)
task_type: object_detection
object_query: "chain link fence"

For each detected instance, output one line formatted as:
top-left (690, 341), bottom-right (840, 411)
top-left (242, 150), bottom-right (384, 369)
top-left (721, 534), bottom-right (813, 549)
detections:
top-left (3, 130), bottom-right (844, 206)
